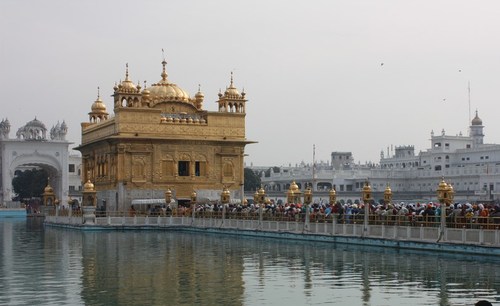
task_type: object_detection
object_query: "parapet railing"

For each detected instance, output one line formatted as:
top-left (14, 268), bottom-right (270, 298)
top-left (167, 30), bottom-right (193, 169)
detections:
top-left (44, 209), bottom-right (500, 247)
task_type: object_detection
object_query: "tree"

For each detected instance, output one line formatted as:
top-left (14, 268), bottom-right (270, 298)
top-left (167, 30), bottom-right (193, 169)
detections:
top-left (244, 168), bottom-right (261, 191)
top-left (12, 168), bottom-right (48, 200)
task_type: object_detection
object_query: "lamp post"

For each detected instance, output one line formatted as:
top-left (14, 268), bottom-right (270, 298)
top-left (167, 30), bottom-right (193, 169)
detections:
top-left (191, 190), bottom-right (197, 219)
top-left (436, 178), bottom-right (448, 242)
top-left (303, 186), bottom-right (312, 231)
top-left (221, 186), bottom-right (230, 220)
top-left (384, 184), bottom-right (392, 206)
top-left (329, 187), bottom-right (337, 224)
top-left (165, 188), bottom-right (172, 205)
top-left (362, 181), bottom-right (373, 235)
top-left (82, 177), bottom-right (97, 224)
top-left (257, 186), bottom-right (266, 226)
top-left (329, 187), bottom-right (337, 205)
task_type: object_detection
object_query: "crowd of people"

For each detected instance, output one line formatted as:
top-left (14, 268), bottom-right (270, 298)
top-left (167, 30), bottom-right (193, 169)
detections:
top-left (134, 200), bottom-right (500, 228)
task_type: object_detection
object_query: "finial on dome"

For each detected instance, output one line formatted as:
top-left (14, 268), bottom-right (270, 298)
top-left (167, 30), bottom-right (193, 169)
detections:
top-left (161, 59), bottom-right (168, 81)
top-left (230, 71), bottom-right (234, 87)
top-left (125, 63), bottom-right (130, 81)
top-left (198, 84), bottom-right (201, 92)
top-left (97, 86), bottom-right (100, 99)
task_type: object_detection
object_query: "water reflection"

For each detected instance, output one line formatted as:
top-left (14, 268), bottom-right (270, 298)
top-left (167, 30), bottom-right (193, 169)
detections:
top-left (1, 219), bottom-right (499, 306)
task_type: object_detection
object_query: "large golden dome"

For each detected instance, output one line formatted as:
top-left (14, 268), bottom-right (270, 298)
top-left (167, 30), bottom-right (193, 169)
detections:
top-left (147, 60), bottom-right (191, 103)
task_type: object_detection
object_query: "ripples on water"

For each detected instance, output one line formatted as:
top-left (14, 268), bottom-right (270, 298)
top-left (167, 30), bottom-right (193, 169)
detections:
top-left (1, 218), bottom-right (499, 306)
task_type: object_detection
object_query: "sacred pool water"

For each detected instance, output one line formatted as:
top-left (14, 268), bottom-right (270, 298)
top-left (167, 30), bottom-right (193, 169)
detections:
top-left (1, 218), bottom-right (499, 306)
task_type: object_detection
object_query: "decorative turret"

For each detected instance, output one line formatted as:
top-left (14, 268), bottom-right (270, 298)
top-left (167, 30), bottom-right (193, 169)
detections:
top-left (217, 72), bottom-right (247, 113)
top-left (89, 87), bottom-right (109, 123)
top-left (113, 63), bottom-right (142, 109)
top-left (16, 117), bottom-right (47, 141)
top-left (50, 121), bottom-right (68, 141)
top-left (141, 81), bottom-right (151, 107)
top-left (194, 84), bottom-right (204, 110)
top-left (0, 118), bottom-right (10, 139)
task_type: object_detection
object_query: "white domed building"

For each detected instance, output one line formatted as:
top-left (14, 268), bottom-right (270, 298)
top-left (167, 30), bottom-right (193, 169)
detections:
top-left (0, 117), bottom-right (73, 206)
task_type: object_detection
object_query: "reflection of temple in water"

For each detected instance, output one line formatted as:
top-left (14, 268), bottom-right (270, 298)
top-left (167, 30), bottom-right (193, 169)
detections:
top-left (80, 232), bottom-right (245, 305)
top-left (40, 227), bottom-right (500, 305)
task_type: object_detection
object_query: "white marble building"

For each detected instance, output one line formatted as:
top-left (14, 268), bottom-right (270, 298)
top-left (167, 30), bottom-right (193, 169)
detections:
top-left (0, 118), bottom-right (73, 206)
top-left (257, 111), bottom-right (500, 202)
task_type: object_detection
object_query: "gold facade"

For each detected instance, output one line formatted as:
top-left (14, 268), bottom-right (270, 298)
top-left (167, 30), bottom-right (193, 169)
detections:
top-left (76, 61), bottom-right (254, 211)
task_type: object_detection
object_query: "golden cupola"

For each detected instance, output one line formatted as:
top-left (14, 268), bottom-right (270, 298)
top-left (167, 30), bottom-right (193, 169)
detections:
top-left (141, 81), bottom-right (151, 103)
top-left (116, 63), bottom-right (138, 93)
top-left (217, 72), bottom-right (247, 113)
top-left (194, 84), bottom-right (204, 110)
top-left (224, 73), bottom-right (241, 98)
top-left (89, 87), bottom-right (109, 123)
top-left (146, 60), bottom-right (191, 105)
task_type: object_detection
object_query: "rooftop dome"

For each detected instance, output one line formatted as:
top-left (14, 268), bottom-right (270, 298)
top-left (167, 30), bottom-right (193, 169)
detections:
top-left (471, 110), bottom-right (483, 126)
top-left (117, 64), bottom-right (138, 93)
top-left (146, 60), bottom-right (190, 103)
top-left (91, 88), bottom-right (108, 113)
top-left (224, 72), bottom-right (240, 98)
top-left (25, 117), bottom-right (47, 130)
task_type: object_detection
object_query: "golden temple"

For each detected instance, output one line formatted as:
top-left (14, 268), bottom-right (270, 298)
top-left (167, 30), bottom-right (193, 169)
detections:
top-left (76, 60), bottom-right (254, 211)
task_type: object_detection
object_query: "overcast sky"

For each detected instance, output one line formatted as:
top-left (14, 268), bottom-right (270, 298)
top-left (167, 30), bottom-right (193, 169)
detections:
top-left (1, 0), bottom-right (500, 167)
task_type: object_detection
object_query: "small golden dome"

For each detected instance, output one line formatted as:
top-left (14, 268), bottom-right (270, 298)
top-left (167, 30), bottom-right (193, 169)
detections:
top-left (438, 178), bottom-right (448, 191)
top-left (117, 64), bottom-right (138, 93)
top-left (195, 84), bottom-right (204, 98)
top-left (224, 72), bottom-right (240, 97)
top-left (91, 88), bottom-right (107, 113)
top-left (147, 60), bottom-right (191, 103)
top-left (384, 184), bottom-right (392, 194)
top-left (290, 180), bottom-right (299, 192)
top-left (222, 186), bottom-right (231, 196)
top-left (258, 186), bottom-right (265, 195)
top-left (83, 179), bottom-right (95, 192)
top-left (44, 184), bottom-right (54, 194)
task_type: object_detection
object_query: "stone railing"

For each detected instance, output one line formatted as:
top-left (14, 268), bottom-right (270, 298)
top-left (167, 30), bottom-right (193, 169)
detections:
top-left (44, 214), bottom-right (500, 250)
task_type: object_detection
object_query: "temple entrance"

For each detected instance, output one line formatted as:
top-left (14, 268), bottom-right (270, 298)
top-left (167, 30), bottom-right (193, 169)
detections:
top-left (0, 118), bottom-right (70, 207)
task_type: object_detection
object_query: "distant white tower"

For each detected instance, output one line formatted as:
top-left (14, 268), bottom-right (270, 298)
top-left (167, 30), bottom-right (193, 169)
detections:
top-left (470, 110), bottom-right (484, 148)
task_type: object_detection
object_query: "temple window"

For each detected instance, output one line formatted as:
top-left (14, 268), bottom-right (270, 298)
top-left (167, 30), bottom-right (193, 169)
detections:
top-left (195, 161), bottom-right (206, 176)
top-left (178, 161), bottom-right (189, 176)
